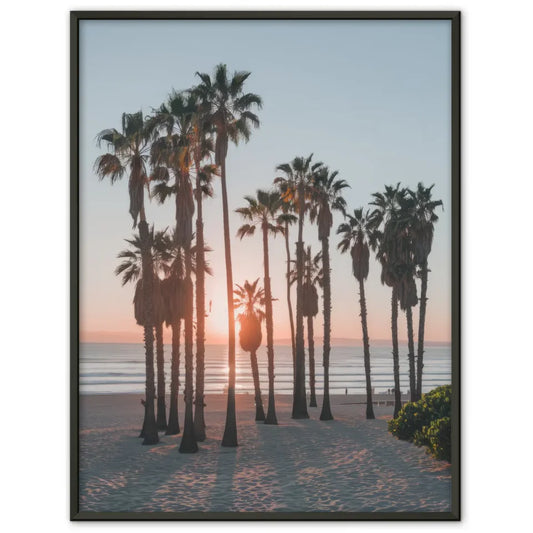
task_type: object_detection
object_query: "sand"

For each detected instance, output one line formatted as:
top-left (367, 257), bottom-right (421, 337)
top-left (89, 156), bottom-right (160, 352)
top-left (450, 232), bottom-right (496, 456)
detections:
top-left (78, 393), bottom-right (451, 514)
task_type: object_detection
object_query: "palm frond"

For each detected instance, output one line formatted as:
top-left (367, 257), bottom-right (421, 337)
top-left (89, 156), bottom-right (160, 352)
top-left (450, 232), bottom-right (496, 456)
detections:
top-left (152, 182), bottom-right (175, 204)
top-left (150, 166), bottom-right (170, 183)
top-left (236, 224), bottom-right (256, 239)
top-left (94, 154), bottom-right (125, 183)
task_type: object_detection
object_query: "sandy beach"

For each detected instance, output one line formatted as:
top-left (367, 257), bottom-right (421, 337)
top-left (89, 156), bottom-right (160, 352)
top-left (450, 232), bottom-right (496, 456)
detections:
top-left (78, 393), bottom-right (451, 514)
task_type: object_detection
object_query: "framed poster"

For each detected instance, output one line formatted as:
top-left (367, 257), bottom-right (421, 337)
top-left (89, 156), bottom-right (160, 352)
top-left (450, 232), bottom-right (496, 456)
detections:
top-left (71, 10), bottom-right (460, 520)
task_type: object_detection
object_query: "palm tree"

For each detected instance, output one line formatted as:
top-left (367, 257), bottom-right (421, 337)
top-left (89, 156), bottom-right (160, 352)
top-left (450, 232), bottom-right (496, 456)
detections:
top-left (337, 209), bottom-right (376, 419)
top-left (191, 147), bottom-right (217, 442)
top-left (191, 164), bottom-right (218, 440)
top-left (275, 201), bottom-right (298, 378)
top-left (182, 91), bottom-right (218, 440)
top-left (275, 155), bottom-right (323, 419)
top-left (150, 90), bottom-right (219, 441)
top-left (234, 279), bottom-right (266, 421)
top-left (115, 230), bottom-right (170, 431)
top-left (147, 231), bottom-right (172, 432)
top-left (95, 110), bottom-right (159, 445)
top-left (194, 64), bottom-right (262, 446)
top-left (406, 184), bottom-right (443, 400)
top-left (236, 190), bottom-right (284, 425)
top-left (394, 192), bottom-right (420, 403)
top-left (369, 184), bottom-right (407, 416)
top-left (309, 167), bottom-right (349, 421)
top-left (399, 266), bottom-right (418, 403)
top-left (161, 244), bottom-right (184, 436)
top-left (291, 248), bottom-right (322, 407)
top-left (301, 247), bottom-right (321, 407)
top-left (160, 233), bottom-right (214, 435)
top-left (150, 92), bottom-right (198, 453)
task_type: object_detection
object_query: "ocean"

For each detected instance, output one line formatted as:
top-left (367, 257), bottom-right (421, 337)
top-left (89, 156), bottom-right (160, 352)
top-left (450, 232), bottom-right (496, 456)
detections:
top-left (79, 341), bottom-right (451, 396)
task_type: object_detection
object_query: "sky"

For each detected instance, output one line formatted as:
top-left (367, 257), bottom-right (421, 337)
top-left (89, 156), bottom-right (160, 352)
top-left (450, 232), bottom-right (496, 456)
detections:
top-left (79, 18), bottom-right (452, 344)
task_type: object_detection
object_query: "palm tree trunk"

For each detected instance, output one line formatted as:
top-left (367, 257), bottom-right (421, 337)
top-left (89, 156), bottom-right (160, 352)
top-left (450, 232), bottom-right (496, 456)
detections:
top-left (406, 304), bottom-right (416, 403)
top-left (138, 219), bottom-right (158, 445)
top-left (292, 181), bottom-right (309, 419)
top-left (155, 322), bottom-right (167, 430)
top-left (358, 278), bottom-right (375, 419)
top-left (166, 319), bottom-right (181, 435)
top-left (284, 222), bottom-right (296, 379)
top-left (249, 350), bottom-right (265, 421)
top-left (391, 287), bottom-right (402, 418)
top-left (193, 172), bottom-right (207, 441)
top-left (179, 251), bottom-right (198, 453)
top-left (220, 157), bottom-right (238, 446)
top-left (307, 315), bottom-right (317, 407)
top-left (319, 236), bottom-right (333, 421)
top-left (416, 261), bottom-right (428, 401)
top-left (263, 225), bottom-right (278, 425)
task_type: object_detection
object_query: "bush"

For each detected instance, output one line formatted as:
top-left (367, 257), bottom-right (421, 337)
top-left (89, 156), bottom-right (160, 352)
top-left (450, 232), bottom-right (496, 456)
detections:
top-left (425, 417), bottom-right (451, 462)
top-left (388, 385), bottom-right (451, 462)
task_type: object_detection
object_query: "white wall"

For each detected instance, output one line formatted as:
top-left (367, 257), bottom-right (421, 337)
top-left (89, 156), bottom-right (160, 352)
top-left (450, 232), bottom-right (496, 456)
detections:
top-left (2, 1), bottom-right (532, 531)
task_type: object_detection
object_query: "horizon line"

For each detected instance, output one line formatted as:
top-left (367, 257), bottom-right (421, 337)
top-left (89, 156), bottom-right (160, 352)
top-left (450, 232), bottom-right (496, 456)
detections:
top-left (80, 331), bottom-right (451, 346)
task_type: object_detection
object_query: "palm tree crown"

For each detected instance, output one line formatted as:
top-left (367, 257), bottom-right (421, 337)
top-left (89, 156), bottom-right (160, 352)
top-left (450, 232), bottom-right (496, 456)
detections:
top-left (115, 228), bottom-right (170, 326)
top-left (275, 154), bottom-right (323, 216)
top-left (236, 189), bottom-right (285, 239)
top-left (369, 184), bottom-right (408, 287)
top-left (194, 64), bottom-right (262, 165)
top-left (338, 208), bottom-right (373, 282)
top-left (309, 167), bottom-right (350, 238)
top-left (405, 183), bottom-right (443, 265)
top-left (115, 228), bottom-right (171, 285)
top-left (148, 91), bottom-right (199, 248)
top-left (95, 110), bottom-right (151, 227)
top-left (234, 278), bottom-right (266, 322)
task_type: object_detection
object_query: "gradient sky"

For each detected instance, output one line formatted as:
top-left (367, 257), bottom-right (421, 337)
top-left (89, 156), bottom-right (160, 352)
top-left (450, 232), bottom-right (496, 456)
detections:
top-left (79, 19), bottom-right (451, 344)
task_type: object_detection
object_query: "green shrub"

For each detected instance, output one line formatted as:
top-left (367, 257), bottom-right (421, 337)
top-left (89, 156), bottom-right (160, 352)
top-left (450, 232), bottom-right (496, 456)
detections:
top-left (425, 417), bottom-right (451, 462)
top-left (388, 385), bottom-right (452, 462)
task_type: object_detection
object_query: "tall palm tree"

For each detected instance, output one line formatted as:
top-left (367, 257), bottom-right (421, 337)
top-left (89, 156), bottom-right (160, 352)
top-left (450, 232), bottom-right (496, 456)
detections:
top-left (310, 167), bottom-right (349, 421)
top-left (115, 230), bottom-right (170, 431)
top-left (150, 92), bottom-right (198, 453)
top-left (338, 209), bottom-right (376, 419)
top-left (161, 243), bottom-right (184, 436)
top-left (275, 201), bottom-right (298, 378)
top-left (399, 265), bottom-right (418, 403)
top-left (95, 110), bottom-right (159, 445)
top-left (275, 155), bottom-right (323, 419)
top-left (146, 231), bottom-right (172, 432)
top-left (184, 92), bottom-right (217, 440)
top-left (160, 232), bottom-right (214, 435)
top-left (234, 279), bottom-right (266, 421)
top-left (192, 164), bottom-right (217, 440)
top-left (194, 64), bottom-right (262, 446)
top-left (236, 190), bottom-right (284, 425)
top-left (291, 249), bottom-right (322, 407)
top-left (406, 183), bottom-right (443, 400)
top-left (302, 247), bottom-right (321, 407)
top-left (370, 184), bottom-right (407, 416)
top-left (394, 192), bottom-right (420, 402)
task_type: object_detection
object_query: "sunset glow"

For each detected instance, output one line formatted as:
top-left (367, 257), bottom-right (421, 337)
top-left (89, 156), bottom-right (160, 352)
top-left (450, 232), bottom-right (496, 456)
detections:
top-left (79, 20), bottom-right (451, 347)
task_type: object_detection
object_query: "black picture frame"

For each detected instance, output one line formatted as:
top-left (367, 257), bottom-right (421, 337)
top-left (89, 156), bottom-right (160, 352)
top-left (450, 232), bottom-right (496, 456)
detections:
top-left (70, 10), bottom-right (460, 521)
